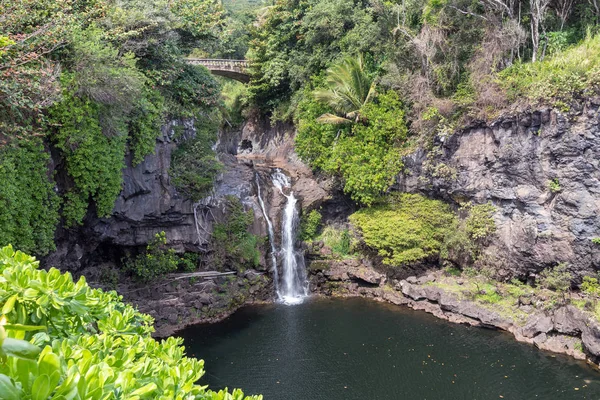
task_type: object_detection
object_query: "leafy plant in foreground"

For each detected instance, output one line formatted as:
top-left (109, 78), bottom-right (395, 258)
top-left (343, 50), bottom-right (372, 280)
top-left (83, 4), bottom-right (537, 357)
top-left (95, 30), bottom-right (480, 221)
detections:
top-left (0, 244), bottom-right (262, 399)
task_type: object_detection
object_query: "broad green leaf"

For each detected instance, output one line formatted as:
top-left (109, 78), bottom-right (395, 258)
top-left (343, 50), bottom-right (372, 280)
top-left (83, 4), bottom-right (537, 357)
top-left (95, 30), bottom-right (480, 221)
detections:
top-left (0, 374), bottom-right (20, 400)
top-left (1, 337), bottom-right (40, 360)
top-left (3, 324), bottom-right (46, 332)
top-left (129, 382), bottom-right (157, 397)
top-left (32, 374), bottom-right (52, 400)
top-left (39, 352), bottom-right (61, 377)
top-left (2, 294), bottom-right (18, 314)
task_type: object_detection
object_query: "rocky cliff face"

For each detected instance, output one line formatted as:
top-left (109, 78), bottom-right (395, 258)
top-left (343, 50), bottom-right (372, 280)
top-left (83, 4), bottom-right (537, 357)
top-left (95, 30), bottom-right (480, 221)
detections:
top-left (46, 115), bottom-right (333, 272)
top-left (399, 106), bottom-right (600, 279)
top-left (44, 103), bottom-right (600, 335)
top-left (43, 115), bottom-right (334, 333)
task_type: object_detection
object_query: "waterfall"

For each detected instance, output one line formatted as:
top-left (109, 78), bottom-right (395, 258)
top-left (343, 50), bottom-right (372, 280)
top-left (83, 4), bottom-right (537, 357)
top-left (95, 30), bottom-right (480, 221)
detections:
top-left (256, 168), bottom-right (308, 304)
top-left (255, 173), bottom-right (281, 300)
top-left (271, 169), bottom-right (308, 305)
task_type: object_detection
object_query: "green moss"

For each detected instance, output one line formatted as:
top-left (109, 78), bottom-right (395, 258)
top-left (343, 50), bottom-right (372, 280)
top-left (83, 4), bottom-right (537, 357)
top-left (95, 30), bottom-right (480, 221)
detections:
top-left (308, 260), bottom-right (331, 271)
top-left (428, 275), bottom-right (530, 324)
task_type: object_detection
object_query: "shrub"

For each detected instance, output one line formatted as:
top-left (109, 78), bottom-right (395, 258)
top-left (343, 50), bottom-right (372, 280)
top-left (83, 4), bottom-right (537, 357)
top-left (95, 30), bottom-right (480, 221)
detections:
top-left (463, 202), bottom-right (497, 242)
top-left (125, 232), bottom-right (179, 282)
top-left (179, 252), bottom-right (200, 272)
top-left (538, 262), bottom-right (572, 293)
top-left (349, 193), bottom-right (456, 266)
top-left (441, 202), bottom-right (496, 266)
top-left (0, 138), bottom-right (60, 255)
top-left (0, 245), bottom-right (260, 399)
top-left (499, 33), bottom-right (600, 108)
top-left (163, 63), bottom-right (221, 118)
top-left (212, 197), bottom-right (263, 270)
top-left (170, 117), bottom-right (223, 202)
top-left (581, 276), bottom-right (600, 297)
top-left (50, 88), bottom-right (128, 226)
top-left (129, 86), bottom-right (165, 165)
top-left (318, 226), bottom-right (353, 258)
top-left (548, 178), bottom-right (561, 193)
top-left (300, 209), bottom-right (322, 241)
top-left (295, 90), bottom-right (408, 205)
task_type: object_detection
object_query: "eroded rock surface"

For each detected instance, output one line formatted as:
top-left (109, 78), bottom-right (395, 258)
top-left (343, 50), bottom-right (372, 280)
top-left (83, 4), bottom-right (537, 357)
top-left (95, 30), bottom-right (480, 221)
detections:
top-left (399, 107), bottom-right (600, 278)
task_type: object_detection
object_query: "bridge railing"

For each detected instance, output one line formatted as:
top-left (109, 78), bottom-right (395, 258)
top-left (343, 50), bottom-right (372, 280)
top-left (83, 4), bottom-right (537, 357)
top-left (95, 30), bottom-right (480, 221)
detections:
top-left (186, 58), bottom-right (250, 69)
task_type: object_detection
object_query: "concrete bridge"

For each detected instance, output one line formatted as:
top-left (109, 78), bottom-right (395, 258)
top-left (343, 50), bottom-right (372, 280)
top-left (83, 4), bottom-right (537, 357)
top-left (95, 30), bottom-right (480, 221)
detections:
top-left (186, 58), bottom-right (250, 83)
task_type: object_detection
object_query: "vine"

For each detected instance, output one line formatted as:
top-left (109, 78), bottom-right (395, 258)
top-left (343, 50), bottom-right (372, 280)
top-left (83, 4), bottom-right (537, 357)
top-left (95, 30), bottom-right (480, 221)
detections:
top-left (0, 138), bottom-right (60, 255)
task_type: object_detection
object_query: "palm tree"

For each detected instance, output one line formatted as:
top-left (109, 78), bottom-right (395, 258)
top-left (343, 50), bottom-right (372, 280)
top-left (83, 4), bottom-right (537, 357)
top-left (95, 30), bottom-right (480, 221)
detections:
top-left (313, 54), bottom-right (377, 124)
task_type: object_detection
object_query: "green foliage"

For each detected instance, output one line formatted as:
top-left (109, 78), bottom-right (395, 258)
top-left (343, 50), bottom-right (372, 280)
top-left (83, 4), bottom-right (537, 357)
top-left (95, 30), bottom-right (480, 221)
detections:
top-left (247, 0), bottom-right (385, 110)
top-left (179, 252), bottom-right (200, 272)
top-left (170, 117), bottom-right (224, 202)
top-left (318, 226), bottom-right (353, 258)
top-left (296, 90), bottom-right (408, 205)
top-left (0, 0), bottom-right (225, 253)
top-left (0, 244), bottom-right (261, 399)
top-left (581, 276), bottom-right (600, 297)
top-left (0, 139), bottom-right (60, 255)
top-left (313, 55), bottom-right (377, 124)
top-left (443, 265), bottom-right (462, 277)
top-left (50, 89), bottom-right (127, 226)
top-left (592, 238), bottom-right (600, 245)
top-left (500, 34), bottom-right (600, 107)
top-left (0, 0), bottom-right (105, 137)
top-left (349, 193), bottom-right (456, 266)
top-left (125, 232), bottom-right (180, 282)
top-left (300, 210), bottom-right (323, 241)
top-left (163, 63), bottom-right (221, 118)
top-left (440, 202), bottom-right (496, 266)
top-left (170, 0), bottom-right (226, 38)
top-left (212, 197), bottom-right (263, 270)
top-left (129, 87), bottom-right (166, 165)
top-left (476, 288), bottom-right (503, 304)
top-left (463, 202), bottom-right (497, 242)
top-left (220, 79), bottom-right (250, 126)
top-left (548, 178), bottom-right (561, 193)
top-left (538, 263), bottom-right (572, 293)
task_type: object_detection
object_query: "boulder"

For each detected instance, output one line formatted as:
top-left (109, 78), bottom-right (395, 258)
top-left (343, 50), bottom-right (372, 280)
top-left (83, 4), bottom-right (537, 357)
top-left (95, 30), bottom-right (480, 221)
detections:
top-left (553, 305), bottom-right (585, 335)
top-left (348, 267), bottom-right (385, 285)
top-left (521, 314), bottom-right (554, 338)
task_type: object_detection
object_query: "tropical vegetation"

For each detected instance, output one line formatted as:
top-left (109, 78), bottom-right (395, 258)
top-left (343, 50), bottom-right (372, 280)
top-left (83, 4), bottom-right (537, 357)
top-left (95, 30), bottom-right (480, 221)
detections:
top-left (0, 245), bottom-right (261, 399)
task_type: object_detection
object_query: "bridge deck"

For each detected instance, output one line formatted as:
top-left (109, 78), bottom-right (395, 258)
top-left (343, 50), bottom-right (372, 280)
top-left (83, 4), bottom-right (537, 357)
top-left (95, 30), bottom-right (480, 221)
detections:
top-left (186, 58), bottom-right (250, 82)
top-left (186, 58), bottom-right (249, 69)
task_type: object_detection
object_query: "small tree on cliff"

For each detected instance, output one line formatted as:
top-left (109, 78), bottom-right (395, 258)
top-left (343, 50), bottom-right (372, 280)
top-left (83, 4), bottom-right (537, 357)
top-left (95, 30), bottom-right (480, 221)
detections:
top-left (313, 54), bottom-right (377, 124)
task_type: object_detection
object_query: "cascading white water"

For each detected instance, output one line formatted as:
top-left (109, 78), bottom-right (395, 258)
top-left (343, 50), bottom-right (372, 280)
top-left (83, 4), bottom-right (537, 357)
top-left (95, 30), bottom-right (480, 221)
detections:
top-left (271, 169), bottom-right (308, 305)
top-left (255, 173), bottom-right (281, 300)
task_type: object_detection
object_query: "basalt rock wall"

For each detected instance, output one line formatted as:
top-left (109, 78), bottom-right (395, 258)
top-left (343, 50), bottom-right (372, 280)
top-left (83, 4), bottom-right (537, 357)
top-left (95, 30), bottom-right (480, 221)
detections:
top-left (45, 115), bottom-right (334, 275)
top-left (399, 105), bottom-right (600, 279)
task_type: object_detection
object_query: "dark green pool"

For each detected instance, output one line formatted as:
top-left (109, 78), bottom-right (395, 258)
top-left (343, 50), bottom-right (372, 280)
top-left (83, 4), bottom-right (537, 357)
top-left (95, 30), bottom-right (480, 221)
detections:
top-left (177, 297), bottom-right (600, 399)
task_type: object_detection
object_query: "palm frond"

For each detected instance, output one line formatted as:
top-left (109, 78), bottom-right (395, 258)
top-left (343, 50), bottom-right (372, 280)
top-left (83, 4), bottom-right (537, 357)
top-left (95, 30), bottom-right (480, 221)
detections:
top-left (316, 113), bottom-right (353, 125)
top-left (312, 53), bottom-right (377, 124)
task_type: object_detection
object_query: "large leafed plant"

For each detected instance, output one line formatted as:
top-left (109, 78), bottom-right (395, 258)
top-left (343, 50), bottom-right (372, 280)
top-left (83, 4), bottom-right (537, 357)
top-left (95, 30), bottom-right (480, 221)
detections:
top-left (0, 245), bottom-right (261, 400)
